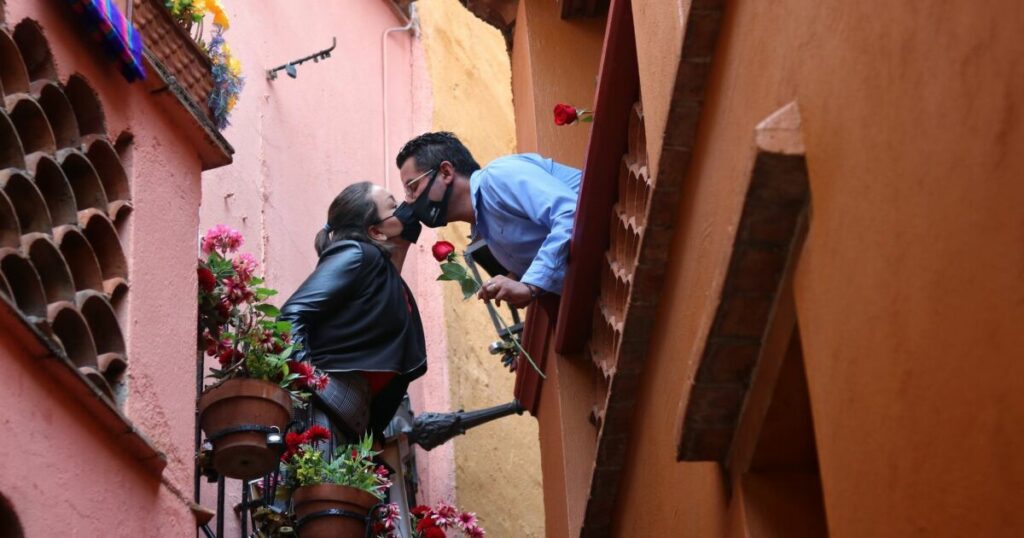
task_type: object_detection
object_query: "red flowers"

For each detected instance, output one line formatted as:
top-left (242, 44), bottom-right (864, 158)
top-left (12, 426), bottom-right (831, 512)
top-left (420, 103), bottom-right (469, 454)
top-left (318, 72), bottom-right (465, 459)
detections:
top-left (305, 424), bottom-right (331, 444)
top-left (433, 241), bottom-right (482, 300)
top-left (281, 425), bottom-right (332, 461)
top-left (553, 103), bottom-right (578, 125)
top-left (553, 103), bottom-right (593, 126)
top-left (423, 527), bottom-right (446, 538)
top-left (282, 431), bottom-right (307, 461)
top-left (431, 240), bottom-right (455, 262)
top-left (287, 360), bottom-right (330, 392)
top-left (197, 266), bottom-right (217, 293)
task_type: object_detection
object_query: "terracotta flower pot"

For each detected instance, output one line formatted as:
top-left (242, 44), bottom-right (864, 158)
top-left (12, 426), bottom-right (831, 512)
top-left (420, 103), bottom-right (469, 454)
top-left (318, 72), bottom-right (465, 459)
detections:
top-left (197, 378), bottom-right (293, 480)
top-left (292, 484), bottom-right (379, 538)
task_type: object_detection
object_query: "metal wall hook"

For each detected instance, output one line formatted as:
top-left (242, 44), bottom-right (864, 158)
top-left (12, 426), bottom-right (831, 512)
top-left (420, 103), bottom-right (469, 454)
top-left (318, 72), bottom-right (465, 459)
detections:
top-left (267, 37), bottom-right (338, 80)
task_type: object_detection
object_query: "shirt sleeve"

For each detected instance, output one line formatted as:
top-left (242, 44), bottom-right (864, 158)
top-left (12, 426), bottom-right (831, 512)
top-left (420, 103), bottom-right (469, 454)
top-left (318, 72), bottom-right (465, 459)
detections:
top-left (489, 161), bottom-right (580, 294)
top-left (279, 242), bottom-right (364, 360)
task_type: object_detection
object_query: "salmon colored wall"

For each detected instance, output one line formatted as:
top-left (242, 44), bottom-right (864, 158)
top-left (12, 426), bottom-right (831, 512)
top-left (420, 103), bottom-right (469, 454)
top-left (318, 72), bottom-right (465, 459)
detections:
top-left (614, 1), bottom-right (1024, 536)
top-left (1, 0), bottom-right (209, 533)
top-left (0, 331), bottom-right (193, 536)
top-left (199, 0), bottom-right (440, 531)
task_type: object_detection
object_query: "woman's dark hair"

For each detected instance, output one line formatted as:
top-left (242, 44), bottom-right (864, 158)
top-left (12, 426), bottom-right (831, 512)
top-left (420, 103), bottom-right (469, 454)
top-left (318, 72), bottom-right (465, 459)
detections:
top-left (314, 181), bottom-right (388, 257)
top-left (396, 131), bottom-right (481, 176)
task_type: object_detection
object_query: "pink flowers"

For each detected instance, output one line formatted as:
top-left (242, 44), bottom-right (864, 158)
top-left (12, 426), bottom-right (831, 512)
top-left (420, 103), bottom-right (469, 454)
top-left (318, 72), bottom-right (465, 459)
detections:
top-left (232, 252), bottom-right (258, 281)
top-left (374, 465), bottom-right (393, 496)
top-left (407, 502), bottom-right (486, 537)
top-left (373, 503), bottom-right (401, 537)
top-left (198, 224), bottom-right (326, 401)
top-left (201, 223), bottom-right (244, 255)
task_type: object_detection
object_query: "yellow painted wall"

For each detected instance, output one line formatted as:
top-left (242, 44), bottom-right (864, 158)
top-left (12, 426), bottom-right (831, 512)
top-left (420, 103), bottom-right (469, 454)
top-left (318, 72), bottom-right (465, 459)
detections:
top-left (416, 1), bottom-right (545, 536)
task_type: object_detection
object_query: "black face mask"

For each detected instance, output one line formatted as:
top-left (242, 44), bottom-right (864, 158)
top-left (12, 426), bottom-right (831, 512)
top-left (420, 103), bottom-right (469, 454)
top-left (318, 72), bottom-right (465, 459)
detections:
top-left (411, 170), bottom-right (453, 228)
top-left (392, 202), bottom-right (423, 243)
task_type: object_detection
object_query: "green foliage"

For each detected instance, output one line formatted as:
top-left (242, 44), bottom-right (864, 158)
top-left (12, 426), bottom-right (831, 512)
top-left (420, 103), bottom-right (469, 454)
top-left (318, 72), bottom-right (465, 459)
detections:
top-left (199, 226), bottom-right (324, 404)
top-left (436, 259), bottom-right (481, 300)
top-left (283, 435), bottom-right (389, 500)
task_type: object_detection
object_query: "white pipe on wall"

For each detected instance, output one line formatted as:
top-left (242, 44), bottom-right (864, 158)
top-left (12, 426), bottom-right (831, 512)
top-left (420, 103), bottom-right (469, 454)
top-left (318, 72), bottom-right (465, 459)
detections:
top-left (381, 3), bottom-right (419, 192)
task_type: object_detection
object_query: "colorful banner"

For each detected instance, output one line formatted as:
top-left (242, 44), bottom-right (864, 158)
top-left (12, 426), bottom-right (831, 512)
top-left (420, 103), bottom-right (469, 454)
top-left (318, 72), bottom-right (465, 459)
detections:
top-left (65, 0), bottom-right (146, 82)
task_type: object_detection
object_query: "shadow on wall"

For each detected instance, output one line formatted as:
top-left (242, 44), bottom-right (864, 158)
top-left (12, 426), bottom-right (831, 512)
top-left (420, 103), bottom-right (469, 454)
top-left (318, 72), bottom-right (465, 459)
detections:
top-left (0, 492), bottom-right (24, 538)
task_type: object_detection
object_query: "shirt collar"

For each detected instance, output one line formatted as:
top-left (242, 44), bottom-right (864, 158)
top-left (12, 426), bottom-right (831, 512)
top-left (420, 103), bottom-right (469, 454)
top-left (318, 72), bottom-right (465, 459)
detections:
top-left (469, 169), bottom-right (485, 240)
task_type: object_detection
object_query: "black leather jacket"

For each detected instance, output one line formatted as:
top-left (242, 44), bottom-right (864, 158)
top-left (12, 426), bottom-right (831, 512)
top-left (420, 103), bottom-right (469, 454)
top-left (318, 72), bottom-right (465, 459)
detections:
top-left (280, 240), bottom-right (427, 430)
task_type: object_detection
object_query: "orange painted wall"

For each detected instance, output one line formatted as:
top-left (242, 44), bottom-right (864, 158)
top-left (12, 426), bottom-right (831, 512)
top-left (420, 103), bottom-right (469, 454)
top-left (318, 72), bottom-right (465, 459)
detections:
top-left (508, 2), bottom-right (608, 536)
top-left (510, 0), bottom-right (605, 166)
top-left (613, 1), bottom-right (1024, 536)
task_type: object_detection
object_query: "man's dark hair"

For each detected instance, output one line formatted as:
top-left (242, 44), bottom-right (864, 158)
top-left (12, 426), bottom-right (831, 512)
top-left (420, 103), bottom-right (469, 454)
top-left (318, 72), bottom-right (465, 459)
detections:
top-left (396, 132), bottom-right (481, 176)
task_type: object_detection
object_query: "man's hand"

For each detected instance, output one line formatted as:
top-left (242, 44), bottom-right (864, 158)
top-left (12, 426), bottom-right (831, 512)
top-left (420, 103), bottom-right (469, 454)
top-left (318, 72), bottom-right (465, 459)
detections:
top-left (478, 275), bottom-right (535, 308)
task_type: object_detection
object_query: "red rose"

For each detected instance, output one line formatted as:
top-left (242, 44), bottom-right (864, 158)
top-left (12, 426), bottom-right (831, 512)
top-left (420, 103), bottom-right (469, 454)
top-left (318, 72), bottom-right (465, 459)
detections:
top-left (553, 103), bottom-right (578, 125)
top-left (431, 241), bottom-right (455, 262)
top-left (197, 266), bottom-right (217, 293)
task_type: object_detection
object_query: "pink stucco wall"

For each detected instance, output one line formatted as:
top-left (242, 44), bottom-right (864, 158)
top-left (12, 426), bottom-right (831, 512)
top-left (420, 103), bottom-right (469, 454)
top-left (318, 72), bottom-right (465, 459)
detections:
top-left (0, 0), bottom-right (207, 534)
top-left (199, 1), bottom-right (454, 530)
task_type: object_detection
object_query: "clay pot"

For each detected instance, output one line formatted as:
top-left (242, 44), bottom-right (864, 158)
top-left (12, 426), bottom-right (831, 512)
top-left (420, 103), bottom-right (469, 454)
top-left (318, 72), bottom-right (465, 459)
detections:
top-left (292, 484), bottom-right (378, 538)
top-left (197, 378), bottom-right (293, 480)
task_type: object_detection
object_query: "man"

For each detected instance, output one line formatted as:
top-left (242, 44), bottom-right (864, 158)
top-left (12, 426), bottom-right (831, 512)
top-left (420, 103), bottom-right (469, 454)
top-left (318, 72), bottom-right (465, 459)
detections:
top-left (396, 132), bottom-right (581, 308)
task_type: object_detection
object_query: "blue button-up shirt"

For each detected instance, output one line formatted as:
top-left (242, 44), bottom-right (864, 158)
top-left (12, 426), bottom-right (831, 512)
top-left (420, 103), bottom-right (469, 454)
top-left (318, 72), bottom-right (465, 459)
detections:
top-left (470, 153), bottom-right (582, 294)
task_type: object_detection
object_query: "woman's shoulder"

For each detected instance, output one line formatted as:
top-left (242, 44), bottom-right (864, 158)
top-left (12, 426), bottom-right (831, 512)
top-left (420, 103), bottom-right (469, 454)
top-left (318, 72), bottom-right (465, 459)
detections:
top-left (319, 240), bottom-right (385, 267)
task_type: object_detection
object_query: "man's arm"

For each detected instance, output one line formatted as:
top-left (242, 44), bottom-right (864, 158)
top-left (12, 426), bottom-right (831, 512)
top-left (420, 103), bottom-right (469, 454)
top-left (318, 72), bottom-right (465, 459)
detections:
top-left (483, 162), bottom-right (579, 299)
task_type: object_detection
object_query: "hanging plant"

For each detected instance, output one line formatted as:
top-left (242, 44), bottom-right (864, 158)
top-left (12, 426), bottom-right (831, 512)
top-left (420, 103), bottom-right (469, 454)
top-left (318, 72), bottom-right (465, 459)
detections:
top-left (163, 0), bottom-right (242, 129)
top-left (207, 26), bottom-right (244, 130)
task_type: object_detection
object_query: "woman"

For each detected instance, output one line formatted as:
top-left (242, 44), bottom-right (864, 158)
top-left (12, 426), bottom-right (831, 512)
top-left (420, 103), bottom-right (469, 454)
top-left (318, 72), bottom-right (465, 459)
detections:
top-left (280, 181), bottom-right (425, 444)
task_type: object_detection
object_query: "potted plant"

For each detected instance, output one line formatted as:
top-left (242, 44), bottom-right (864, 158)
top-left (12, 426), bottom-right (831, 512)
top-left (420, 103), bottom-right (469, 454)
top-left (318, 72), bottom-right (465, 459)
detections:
top-left (197, 224), bottom-right (328, 480)
top-left (281, 427), bottom-right (393, 538)
top-left (132, 0), bottom-right (243, 128)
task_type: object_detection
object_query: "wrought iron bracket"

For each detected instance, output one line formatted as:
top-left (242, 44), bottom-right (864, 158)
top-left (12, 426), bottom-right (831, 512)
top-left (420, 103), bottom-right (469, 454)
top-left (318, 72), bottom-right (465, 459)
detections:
top-left (405, 400), bottom-right (525, 451)
top-left (267, 37), bottom-right (337, 80)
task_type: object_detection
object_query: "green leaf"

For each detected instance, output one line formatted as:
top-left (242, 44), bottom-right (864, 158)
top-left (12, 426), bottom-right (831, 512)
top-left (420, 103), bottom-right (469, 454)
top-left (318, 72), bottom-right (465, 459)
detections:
top-left (459, 277), bottom-right (481, 299)
top-left (254, 288), bottom-right (278, 301)
top-left (580, 116), bottom-right (594, 123)
top-left (249, 276), bottom-right (265, 286)
top-left (254, 304), bottom-right (281, 317)
top-left (439, 262), bottom-right (467, 280)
